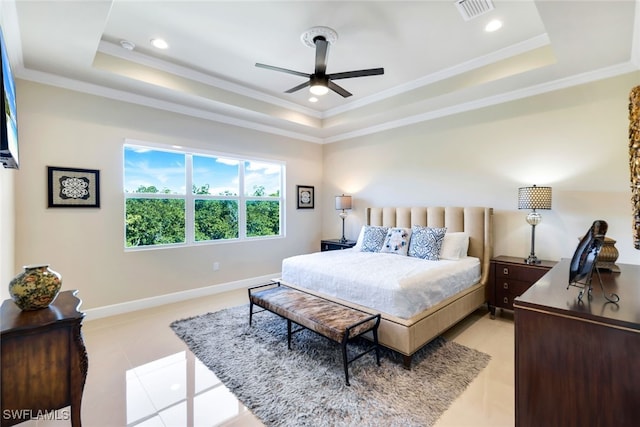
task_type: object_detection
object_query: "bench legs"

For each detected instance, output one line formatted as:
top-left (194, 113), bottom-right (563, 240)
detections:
top-left (340, 315), bottom-right (381, 386)
top-left (267, 313), bottom-right (380, 386)
top-left (248, 284), bottom-right (381, 386)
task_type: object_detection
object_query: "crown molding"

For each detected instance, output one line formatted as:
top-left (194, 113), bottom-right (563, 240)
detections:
top-left (323, 34), bottom-right (552, 119)
top-left (18, 68), bottom-right (324, 144)
top-left (97, 40), bottom-right (323, 120)
top-left (323, 62), bottom-right (639, 143)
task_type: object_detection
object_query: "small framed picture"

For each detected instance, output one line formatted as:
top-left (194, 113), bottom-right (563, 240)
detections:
top-left (297, 185), bottom-right (314, 209)
top-left (48, 166), bottom-right (101, 208)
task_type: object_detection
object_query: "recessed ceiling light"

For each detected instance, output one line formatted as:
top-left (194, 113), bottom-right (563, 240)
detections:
top-left (309, 97), bottom-right (318, 103)
top-left (485, 19), bottom-right (503, 32)
top-left (151, 38), bottom-right (169, 49)
top-left (119, 40), bottom-right (135, 51)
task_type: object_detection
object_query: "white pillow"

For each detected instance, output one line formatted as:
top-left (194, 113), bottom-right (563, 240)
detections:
top-left (353, 226), bottom-right (366, 250)
top-left (440, 232), bottom-right (470, 260)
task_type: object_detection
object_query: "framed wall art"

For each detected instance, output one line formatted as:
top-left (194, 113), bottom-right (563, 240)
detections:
top-left (48, 166), bottom-right (101, 208)
top-left (297, 185), bottom-right (314, 209)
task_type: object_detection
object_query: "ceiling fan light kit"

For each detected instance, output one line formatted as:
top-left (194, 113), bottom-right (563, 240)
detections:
top-left (255, 26), bottom-right (384, 98)
top-left (310, 84), bottom-right (329, 96)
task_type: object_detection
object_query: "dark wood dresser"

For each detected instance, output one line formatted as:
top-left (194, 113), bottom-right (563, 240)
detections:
top-left (514, 260), bottom-right (640, 427)
top-left (489, 255), bottom-right (556, 317)
top-left (1, 290), bottom-right (88, 427)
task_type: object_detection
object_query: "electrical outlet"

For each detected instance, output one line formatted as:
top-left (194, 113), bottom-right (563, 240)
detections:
top-left (213, 262), bottom-right (220, 271)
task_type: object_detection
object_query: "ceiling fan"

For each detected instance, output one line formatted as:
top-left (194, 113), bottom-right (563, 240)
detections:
top-left (255, 27), bottom-right (384, 98)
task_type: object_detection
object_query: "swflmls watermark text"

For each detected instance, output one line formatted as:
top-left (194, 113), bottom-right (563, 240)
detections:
top-left (2, 409), bottom-right (71, 421)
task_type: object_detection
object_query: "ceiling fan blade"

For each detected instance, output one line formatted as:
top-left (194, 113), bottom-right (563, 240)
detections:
top-left (328, 68), bottom-right (384, 80)
top-left (314, 37), bottom-right (328, 75)
top-left (255, 63), bottom-right (309, 78)
top-left (285, 81), bottom-right (311, 94)
top-left (328, 80), bottom-right (352, 98)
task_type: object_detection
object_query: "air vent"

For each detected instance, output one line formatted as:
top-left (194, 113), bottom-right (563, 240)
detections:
top-left (455, 0), bottom-right (495, 21)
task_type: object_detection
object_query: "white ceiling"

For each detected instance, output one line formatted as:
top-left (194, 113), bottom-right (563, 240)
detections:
top-left (2, 0), bottom-right (639, 143)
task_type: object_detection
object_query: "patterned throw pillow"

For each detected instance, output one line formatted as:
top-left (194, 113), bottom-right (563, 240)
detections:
top-left (379, 227), bottom-right (412, 256)
top-left (408, 226), bottom-right (448, 260)
top-left (360, 226), bottom-right (389, 252)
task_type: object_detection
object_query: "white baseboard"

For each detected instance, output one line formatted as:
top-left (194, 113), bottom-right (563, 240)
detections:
top-left (84, 273), bottom-right (281, 321)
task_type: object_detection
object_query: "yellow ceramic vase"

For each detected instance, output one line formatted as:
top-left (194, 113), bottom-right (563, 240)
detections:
top-left (8, 264), bottom-right (62, 310)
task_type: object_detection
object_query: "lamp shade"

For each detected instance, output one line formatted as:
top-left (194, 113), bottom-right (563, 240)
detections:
top-left (518, 185), bottom-right (552, 210)
top-left (335, 195), bottom-right (352, 210)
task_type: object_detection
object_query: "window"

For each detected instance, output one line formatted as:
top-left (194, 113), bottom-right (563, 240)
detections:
top-left (124, 142), bottom-right (284, 249)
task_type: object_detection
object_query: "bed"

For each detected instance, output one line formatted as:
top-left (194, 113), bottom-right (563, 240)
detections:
top-left (279, 206), bottom-right (493, 367)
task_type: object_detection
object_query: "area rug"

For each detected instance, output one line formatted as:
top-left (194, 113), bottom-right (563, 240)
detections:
top-left (170, 305), bottom-right (490, 427)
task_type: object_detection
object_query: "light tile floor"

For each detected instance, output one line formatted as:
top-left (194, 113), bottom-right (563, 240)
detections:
top-left (24, 289), bottom-right (515, 426)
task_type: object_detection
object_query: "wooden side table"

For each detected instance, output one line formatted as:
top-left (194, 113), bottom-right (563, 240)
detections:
top-left (320, 239), bottom-right (356, 251)
top-left (1, 290), bottom-right (88, 427)
top-left (489, 255), bottom-right (556, 318)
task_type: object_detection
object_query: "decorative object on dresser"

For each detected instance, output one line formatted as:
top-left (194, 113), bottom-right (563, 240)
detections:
top-left (321, 238), bottom-right (356, 251)
top-left (518, 185), bottom-right (552, 264)
top-left (48, 166), bottom-right (100, 208)
top-left (596, 236), bottom-right (620, 272)
top-left (8, 264), bottom-right (62, 310)
top-left (630, 85), bottom-right (639, 250)
top-left (296, 185), bottom-right (314, 209)
top-left (489, 255), bottom-right (556, 318)
top-left (1, 290), bottom-right (88, 427)
top-left (335, 194), bottom-right (352, 243)
top-left (567, 220), bottom-right (619, 303)
top-left (514, 260), bottom-right (640, 427)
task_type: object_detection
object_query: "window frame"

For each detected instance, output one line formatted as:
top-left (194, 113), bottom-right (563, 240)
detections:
top-left (123, 140), bottom-right (286, 251)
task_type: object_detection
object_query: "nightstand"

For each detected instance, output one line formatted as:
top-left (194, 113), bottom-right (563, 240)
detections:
top-left (489, 255), bottom-right (556, 318)
top-left (321, 239), bottom-right (356, 251)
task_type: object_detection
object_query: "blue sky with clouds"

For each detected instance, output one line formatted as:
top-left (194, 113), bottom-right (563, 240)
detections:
top-left (124, 145), bottom-right (280, 196)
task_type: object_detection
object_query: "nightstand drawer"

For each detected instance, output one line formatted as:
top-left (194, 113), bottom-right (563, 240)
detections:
top-left (495, 279), bottom-right (531, 310)
top-left (496, 278), bottom-right (531, 296)
top-left (494, 263), bottom-right (549, 283)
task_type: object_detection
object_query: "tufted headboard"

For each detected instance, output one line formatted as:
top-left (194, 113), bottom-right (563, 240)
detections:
top-left (366, 206), bottom-right (494, 285)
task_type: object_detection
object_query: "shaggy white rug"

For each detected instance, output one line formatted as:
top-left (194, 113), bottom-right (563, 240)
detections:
top-left (171, 305), bottom-right (490, 427)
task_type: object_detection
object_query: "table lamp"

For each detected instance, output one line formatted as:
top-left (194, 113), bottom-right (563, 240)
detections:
top-left (335, 195), bottom-right (352, 243)
top-left (518, 185), bottom-right (552, 264)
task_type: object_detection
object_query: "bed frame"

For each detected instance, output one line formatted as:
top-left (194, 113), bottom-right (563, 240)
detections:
top-left (283, 206), bottom-right (493, 368)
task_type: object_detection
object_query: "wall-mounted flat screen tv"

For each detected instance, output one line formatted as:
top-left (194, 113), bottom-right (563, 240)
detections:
top-left (1, 25), bottom-right (18, 169)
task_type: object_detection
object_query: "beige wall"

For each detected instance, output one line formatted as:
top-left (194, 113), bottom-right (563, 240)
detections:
top-left (9, 81), bottom-right (323, 309)
top-left (322, 72), bottom-right (640, 266)
top-left (4, 72), bottom-right (639, 311)
top-left (0, 166), bottom-right (16, 302)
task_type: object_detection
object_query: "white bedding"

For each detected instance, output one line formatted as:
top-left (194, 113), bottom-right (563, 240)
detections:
top-left (281, 249), bottom-right (481, 319)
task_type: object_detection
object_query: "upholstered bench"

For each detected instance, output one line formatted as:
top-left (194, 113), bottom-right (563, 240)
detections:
top-left (248, 282), bottom-right (381, 385)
